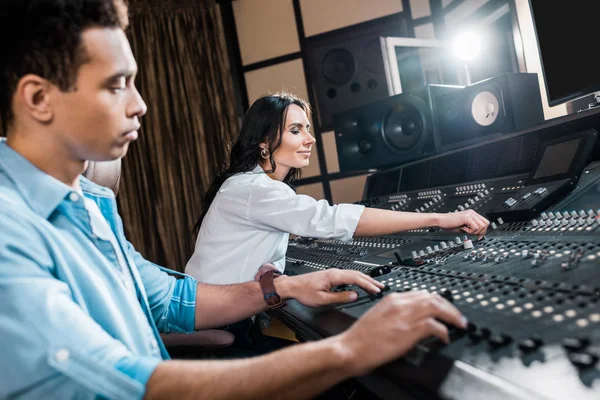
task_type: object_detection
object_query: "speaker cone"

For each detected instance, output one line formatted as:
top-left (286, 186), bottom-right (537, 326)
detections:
top-left (382, 103), bottom-right (426, 151)
top-left (471, 89), bottom-right (501, 127)
top-left (321, 48), bottom-right (356, 86)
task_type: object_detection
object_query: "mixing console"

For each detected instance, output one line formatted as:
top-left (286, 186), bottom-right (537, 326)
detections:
top-left (279, 146), bottom-right (600, 399)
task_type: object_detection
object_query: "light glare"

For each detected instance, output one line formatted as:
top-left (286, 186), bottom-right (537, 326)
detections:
top-left (453, 31), bottom-right (481, 61)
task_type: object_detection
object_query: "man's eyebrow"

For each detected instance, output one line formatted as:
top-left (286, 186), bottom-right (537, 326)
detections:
top-left (104, 69), bottom-right (137, 83)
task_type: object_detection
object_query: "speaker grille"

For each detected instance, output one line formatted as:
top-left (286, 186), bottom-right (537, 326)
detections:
top-left (306, 13), bottom-right (408, 131)
top-left (321, 48), bottom-right (355, 86)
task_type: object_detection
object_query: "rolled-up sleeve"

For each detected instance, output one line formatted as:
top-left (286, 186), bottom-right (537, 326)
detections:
top-left (111, 205), bottom-right (197, 334)
top-left (246, 180), bottom-right (365, 242)
top-left (0, 215), bottom-right (160, 399)
top-left (127, 241), bottom-right (197, 334)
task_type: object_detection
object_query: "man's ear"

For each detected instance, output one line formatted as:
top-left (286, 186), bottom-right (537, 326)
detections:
top-left (16, 74), bottom-right (54, 124)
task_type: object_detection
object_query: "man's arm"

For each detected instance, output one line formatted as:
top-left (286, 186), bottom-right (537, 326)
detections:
top-left (148, 290), bottom-right (467, 400)
top-left (194, 269), bottom-right (384, 330)
top-left (146, 336), bottom-right (348, 400)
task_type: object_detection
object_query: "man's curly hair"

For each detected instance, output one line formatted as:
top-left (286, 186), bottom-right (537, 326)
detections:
top-left (0, 0), bottom-right (129, 131)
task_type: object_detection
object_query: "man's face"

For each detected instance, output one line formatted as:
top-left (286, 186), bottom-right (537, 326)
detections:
top-left (51, 27), bottom-right (146, 161)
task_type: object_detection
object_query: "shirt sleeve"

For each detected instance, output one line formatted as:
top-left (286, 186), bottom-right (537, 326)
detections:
top-left (246, 179), bottom-right (365, 242)
top-left (110, 208), bottom-right (197, 334)
top-left (126, 241), bottom-right (197, 333)
top-left (0, 212), bottom-right (159, 400)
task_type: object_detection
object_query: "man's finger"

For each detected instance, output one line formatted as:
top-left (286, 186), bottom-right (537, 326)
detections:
top-left (415, 317), bottom-right (450, 344)
top-left (320, 290), bottom-right (359, 305)
top-left (329, 269), bottom-right (384, 291)
top-left (408, 294), bottom-right (466, 329)
top-left (354, 276), bottom-right (384, 293)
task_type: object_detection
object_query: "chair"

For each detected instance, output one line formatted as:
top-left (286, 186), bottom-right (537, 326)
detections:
top-left (83, 159), bottom-right (234, 355)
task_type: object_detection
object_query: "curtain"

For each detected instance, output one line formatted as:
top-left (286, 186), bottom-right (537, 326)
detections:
top-left (120, 0), bottom-right (239, 271)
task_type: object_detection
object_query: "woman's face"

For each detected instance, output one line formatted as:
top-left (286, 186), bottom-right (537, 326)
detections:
top-left (267, 104), bottom-right (316, 174)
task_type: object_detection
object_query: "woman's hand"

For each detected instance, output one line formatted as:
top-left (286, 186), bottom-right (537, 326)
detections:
top-left (437, 210), bottom-right (489, 239)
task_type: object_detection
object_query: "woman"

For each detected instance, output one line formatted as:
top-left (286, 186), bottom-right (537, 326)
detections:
top-left (185, 92), bottom-right (489, 284)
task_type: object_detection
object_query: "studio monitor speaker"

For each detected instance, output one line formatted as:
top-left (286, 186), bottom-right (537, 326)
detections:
top-left (433, 73), bottom-right (544, 151)
top-left (333, 84), bottom-right (463, 173)
top-left (305, 14), bottom-right (408, 132)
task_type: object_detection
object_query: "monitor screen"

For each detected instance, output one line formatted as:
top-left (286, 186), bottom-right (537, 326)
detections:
top-left (533, 137), bottom-right (581, 180)
top-left (529, 0), bottom-right (599, 106)
top-left (381, 37), bottom-right (459, 96)
top-left (365, 169), bottom-right (400, 199)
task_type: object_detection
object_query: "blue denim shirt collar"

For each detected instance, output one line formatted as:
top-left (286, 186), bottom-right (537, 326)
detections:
top-left (0, 138), bottom-right (114, 218)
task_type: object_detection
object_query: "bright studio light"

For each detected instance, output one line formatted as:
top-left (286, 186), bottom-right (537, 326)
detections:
top-left (453, 31), bottom-right (481, 62)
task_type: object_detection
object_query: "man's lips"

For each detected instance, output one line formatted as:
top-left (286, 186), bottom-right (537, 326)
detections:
top-left (122, 125), bottom-right (140, 140)
top-left (122, 131), bottom-right (138, 140)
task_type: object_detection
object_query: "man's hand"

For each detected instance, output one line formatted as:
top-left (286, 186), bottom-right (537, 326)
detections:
top-left (276, 268), bottom-right (385, 307)
top-left (337, 290), bottom-right (468, 376)
top-left (437, 210), bottom-right (489, 239)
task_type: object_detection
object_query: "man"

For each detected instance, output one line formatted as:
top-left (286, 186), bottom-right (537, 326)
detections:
top-left (0, 1), bottom-right (467, 399)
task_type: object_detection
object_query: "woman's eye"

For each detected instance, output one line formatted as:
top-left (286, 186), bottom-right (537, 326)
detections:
top-left (291, 130), bottom-right (300, 135)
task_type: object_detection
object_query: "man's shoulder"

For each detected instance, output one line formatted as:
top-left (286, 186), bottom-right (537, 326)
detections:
top-left (0, 184), bottom-right (30, 214)
top-left (0, 188), bottom-right (48, 242)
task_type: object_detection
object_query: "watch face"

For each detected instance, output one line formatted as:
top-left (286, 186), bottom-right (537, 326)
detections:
top-left (471, 90), bottom-right (500, 127)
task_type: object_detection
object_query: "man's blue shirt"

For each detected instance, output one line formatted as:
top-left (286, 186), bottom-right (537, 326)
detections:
top-left (0, 140), bottom-right (198, 399)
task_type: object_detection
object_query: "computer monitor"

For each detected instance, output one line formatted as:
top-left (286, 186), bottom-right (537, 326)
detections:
top-left (364, 168), bottom-right (401, 199)
top-left (529, 0), bottom-right (599, 108)
top-left (380, 37), bottom-right (459, 96)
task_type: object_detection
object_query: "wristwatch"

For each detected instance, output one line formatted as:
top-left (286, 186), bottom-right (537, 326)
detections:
top-left (259, 270), bottom-right (286, 309)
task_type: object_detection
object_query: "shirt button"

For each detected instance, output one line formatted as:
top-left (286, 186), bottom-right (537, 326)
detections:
top-left (55, 348), bottom-right (70, 362)
top-left (69, 192), bottom-right (80, 202)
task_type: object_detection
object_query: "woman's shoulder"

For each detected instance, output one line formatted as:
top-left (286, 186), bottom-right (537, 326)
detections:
top-left (221, 166), bottom-right (273, 190)
top-left (222, 167), bottom-right (294, 196)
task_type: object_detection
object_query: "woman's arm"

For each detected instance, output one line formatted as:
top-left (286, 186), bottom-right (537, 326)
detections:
top-left (355, 208), bottom-right (489, 239)
top-left (246, 179), bottom-right (488, 240)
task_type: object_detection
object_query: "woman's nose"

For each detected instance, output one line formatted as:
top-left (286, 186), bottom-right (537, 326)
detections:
top-left (305, 133), bottom-right (316, 145)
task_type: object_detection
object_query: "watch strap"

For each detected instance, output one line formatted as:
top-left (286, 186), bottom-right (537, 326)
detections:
top-left (259, 270), bottom-right (285, 309)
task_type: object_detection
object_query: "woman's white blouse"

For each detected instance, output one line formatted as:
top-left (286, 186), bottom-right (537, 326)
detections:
top-left (185, 166), bottom-right (365, 284)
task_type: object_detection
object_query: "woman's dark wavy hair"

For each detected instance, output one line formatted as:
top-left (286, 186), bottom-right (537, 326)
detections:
top-left (194, 92), bottom-right (311, 232)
